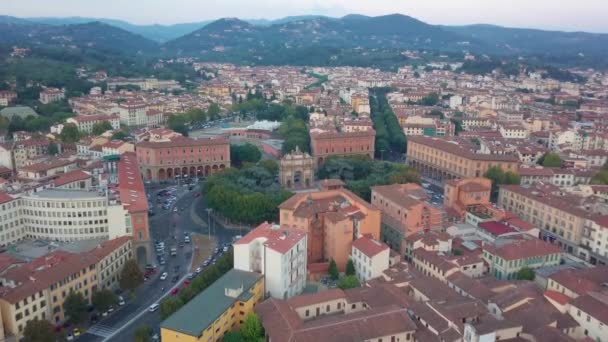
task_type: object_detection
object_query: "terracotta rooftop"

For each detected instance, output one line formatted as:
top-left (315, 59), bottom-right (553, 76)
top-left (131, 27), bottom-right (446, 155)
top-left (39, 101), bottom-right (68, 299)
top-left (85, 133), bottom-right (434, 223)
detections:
top-left (136, 136), bottom-right (228, 148)
top-left (116, 152), bottom-right (148, 213)
top-left (352, 236), bottom-right (389, 257)
top-left (53, 170), bottom-right (91, 187)
top-left (234, 222), bottom-right (306, 254)
top-left (478, 221), bottom-right (517, 236)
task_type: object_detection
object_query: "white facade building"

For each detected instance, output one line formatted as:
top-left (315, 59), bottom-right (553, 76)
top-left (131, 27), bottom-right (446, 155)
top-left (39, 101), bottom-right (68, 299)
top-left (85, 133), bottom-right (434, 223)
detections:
top-left (351, 236), bottom-right (390, 283)
top-left (0, 189), bottom-right (132, 247)
top-left (233, 222), bottom-right (307, 299)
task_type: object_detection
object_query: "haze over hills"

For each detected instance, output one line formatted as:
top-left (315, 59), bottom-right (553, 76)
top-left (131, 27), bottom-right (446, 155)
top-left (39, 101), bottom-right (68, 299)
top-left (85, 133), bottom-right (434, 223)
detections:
top-left (1, 13), bottom-right (608, 66)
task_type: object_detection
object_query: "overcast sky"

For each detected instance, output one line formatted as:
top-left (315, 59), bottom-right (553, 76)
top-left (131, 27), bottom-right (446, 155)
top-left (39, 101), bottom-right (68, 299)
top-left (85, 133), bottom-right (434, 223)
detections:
top-left (2, 0), bottom-right (607, 33)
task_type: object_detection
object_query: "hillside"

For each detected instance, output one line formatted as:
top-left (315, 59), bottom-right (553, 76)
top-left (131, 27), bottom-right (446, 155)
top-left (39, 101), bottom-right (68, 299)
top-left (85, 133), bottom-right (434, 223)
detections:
top-left (0, 18), bottom-right (159, 55)
top-left (165, 14), bottom-right (476, 54)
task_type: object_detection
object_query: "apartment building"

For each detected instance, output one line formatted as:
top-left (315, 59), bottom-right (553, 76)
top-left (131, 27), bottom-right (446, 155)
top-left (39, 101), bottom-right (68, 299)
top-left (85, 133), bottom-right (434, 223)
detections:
top-left (0, 237), bottom-right (132, 340)
top-left (547, 266), bottom-right (608, 299)
top-left (310, 130), bottom-right (375, 166)
top-left (407, 136), bottom-right (520, 182)
top-left (39, 88), bottom-right (64, 104)
top-left (0, 91), bottom-right (17, 106)
top-left (498, 184), bottom-right (594, 254)
top-left (581, 217), bottom-right (608, 265)
top-left (350, 236), bottom-right (390, 282)
top-left (12, 138), bottom-right (51, 170)
top-left (278, 188), bottom-right (381, 272)
top-left (0, 192), bottom-right (25, 246)
top-left (233, 222), bottom-right (307, 299)
top-left (161, 270), bottom-right (264, 342)
top-left (136, 136), bottom-right (230, 181)
top-left (482, 239), bottom-right (563, 280)
top-left (256, 290), bottom-right (417, 342)
top-left (443, 177), bottom-right (492, 221)
top-left (568, 292), bottom-right (608, 342)
top-left (371, 183), bottom-right (443, 254)
top-left (66, 114), bottom-right (121, 134)
top-left (118, 101), bottom-right (148, 127)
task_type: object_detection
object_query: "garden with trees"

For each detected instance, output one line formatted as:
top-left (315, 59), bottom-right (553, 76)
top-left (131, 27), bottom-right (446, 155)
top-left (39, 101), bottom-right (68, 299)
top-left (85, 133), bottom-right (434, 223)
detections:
top-left (317, 155), bottom-right (420, 201)
top-left (369, 88), bottom-right (407, 159)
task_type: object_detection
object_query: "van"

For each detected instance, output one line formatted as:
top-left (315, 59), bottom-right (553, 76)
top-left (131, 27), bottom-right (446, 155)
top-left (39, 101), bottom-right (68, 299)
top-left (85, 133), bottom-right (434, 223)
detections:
top-left (148, 303), bottom-right (160, 312)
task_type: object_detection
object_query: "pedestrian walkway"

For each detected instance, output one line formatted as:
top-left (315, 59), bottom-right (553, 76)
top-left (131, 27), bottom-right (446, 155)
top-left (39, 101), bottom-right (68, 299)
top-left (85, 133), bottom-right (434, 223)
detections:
top-left (87, 324), bottom-right (116, 338)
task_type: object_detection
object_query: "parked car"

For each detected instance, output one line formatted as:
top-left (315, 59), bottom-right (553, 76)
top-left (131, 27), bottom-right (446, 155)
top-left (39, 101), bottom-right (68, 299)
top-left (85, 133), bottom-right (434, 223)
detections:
top-left (73, 328), bottom-right (81, 337)
top-left (118, 296), bottom-right (125, 306)
top-left (195, 267), bottom-right (202, 274)
top-left (160, 272), bottom-right (168, 280)
top-left (149, 303), bottom-right (160, 312)
top-left (171, 288), bottom-right (179, 295)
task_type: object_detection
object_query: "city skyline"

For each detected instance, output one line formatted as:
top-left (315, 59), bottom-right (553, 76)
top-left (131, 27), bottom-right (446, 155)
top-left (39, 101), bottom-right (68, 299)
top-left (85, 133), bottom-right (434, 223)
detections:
top-left (2, 0), bottom-right (608, 33)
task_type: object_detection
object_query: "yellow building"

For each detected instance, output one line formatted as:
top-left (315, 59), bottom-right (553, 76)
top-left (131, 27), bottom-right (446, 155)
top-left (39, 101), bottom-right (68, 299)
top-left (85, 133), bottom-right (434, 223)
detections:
top-left (407, 136), bottom-right (520, 181)
top-left (0, 237), bottom-right (132, 340)
top-left (161, 269), bottom-right (264, 342)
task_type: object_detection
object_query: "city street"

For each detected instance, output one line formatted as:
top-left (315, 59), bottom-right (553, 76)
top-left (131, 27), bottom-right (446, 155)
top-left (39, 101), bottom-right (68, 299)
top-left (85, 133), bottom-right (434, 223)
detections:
top-left (77, 181), bottom-right (241, 342)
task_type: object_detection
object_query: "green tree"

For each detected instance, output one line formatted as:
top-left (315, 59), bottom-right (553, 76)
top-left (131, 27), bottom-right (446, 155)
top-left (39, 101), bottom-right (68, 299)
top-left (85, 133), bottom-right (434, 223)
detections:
top-left (186, 108), bottom-right (207, 123)
top-left (63, 291), bottom-right (88, 324)
top-left (23, 318), bottom-right (56, 342)
top-left (516, 267), bottom-right (535, 281)
top-left (420, 92), bottom-right (439, 106)
top-left (328, 258), bottom-right (339, 280)
top-left (346, 259), bottom-right (356, 277)
top-left (167, 114), bottom-right (189, 136)
top-left (59, 123), bottom-right (80, 143)
top-left (119, 259), bottom-right (144, 292)
top-left (112, 131), bottom-right (128, 141)
top-left (208, 103), bottom-right (221, 120)
top-left (47, 142), bottom-right (59, 155)
top-left (159, 297), bottom-right (184, 320)
top-left (241, 313), bottom-right (262, 342)
top-left (92, 288), bottom-right (118, 313)
top-left (541, 153), bottom-right (563, 167)
top-left (223, 331), bottom-right (245, 342)
top-left (338, 275), bottom-right (360, 289)
top-left (92, 121), bottom-right (114, 135)
top-left (259, 159), bottom-right (279, 176)
top-left (133, 325), bottom-right (153, 342)
top-left (230, 143), bottom-right (262, 167)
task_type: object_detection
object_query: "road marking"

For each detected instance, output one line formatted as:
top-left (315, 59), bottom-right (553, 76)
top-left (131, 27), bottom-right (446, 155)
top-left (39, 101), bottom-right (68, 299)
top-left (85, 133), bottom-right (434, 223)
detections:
top-left (86, 324), bottom-right (115, 338)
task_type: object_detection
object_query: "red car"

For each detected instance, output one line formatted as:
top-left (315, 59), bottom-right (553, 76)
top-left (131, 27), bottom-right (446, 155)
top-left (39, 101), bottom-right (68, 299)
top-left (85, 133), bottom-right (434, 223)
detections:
top-left (182, 281), bottom-right (190, 287)
top-left (171, 288), bottom-right (179, 295)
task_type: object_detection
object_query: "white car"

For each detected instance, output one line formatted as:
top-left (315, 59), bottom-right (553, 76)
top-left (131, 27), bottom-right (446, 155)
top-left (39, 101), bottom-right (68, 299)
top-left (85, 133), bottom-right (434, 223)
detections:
top-left (160, 272), bottom-right (168, 280)
top-left (149, 303), bottom-right (160, 312)
top-left (195, 267), bottom-right (202, 274)
top-left (118, 296), bottom-right (125, 306)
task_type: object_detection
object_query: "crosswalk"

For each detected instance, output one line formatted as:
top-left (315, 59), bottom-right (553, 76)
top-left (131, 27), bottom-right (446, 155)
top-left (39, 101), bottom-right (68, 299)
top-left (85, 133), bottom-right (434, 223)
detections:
top-left (86, 324), bottom-right (116, 338)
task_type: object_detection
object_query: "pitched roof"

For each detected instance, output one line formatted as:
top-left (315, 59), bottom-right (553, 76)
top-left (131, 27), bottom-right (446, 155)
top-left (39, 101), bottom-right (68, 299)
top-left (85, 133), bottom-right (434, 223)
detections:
top-left (484, 239), bottom-right (562, 261)
top-left (53, 170), bottom-right (91, 187)
top-left (352, 236), bottom-right (389, 257)
top-left (234, 222), bottom-right (306, 254)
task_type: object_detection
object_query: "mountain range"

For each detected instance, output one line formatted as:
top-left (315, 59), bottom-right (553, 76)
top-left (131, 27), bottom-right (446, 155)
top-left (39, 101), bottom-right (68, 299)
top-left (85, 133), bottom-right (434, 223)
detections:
top-left (1, 13), bottom-right (607, 65)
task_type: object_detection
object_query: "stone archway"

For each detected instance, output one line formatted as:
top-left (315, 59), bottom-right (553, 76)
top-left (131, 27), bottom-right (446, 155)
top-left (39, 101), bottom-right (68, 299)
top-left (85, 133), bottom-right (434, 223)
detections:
top-left (204, 165), bottom-right (211, 176)
top-left (189, 166), bottom-right (196, 177)
top-left (219, 164), bottom-right (226, 170)
top-left (167, 168), bottom-right (173, 179)
top-left (146, 169), bottom-right (152, 180)
top-left (158, 168), bottom-right (166, 180)
top-left (212, 165), bottom-right (219, 174)
top-left (182, 167), bottom-right (188, 177)
top-left (174, 168), bottom-right (181, 178)
top-left (197, 166), bottom-right (203, 176)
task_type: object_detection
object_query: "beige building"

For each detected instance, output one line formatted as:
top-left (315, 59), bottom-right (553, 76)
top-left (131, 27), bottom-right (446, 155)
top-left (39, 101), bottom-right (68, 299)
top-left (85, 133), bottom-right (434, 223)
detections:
top-left (0, 237), bottom-right (132, 340)
top-left (407, 136), bottom-right (520, 182)
top-left (498, 184), bottom-right (595, 255)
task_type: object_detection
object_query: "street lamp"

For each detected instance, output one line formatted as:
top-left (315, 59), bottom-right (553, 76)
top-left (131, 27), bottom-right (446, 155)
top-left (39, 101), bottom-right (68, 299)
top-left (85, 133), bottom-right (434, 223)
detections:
top-left (206, 208), bottom-right (213, 239)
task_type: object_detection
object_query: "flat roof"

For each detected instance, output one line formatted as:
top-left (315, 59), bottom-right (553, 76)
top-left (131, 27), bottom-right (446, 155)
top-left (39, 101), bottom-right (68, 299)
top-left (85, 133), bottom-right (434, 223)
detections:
top-left (27, 189), bottom-right (104, 200)
top-left (161, 269), bottom-right (263, 337)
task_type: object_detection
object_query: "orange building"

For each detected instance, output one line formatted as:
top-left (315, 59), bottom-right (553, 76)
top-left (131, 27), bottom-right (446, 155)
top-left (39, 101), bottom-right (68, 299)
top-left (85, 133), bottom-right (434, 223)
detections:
top-left (371, 183), bottom-right (443, 255)
top-left (310, 130), bottom-right (375, 165)
top-left (278, 188), bottom-right (380, 272)
top-left (443, 178), bottom-right (492, 221)
top-left (406, 136), bottom-right (520, 182)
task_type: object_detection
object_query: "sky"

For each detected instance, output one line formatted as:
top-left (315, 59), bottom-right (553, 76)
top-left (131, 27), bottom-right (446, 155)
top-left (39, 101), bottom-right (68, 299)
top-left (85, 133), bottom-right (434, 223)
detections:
top-left (2, 0), bottom-right (608, 33)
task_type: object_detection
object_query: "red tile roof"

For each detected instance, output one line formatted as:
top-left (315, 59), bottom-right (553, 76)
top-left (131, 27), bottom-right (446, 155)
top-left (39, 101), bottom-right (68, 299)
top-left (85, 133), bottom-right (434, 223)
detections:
top-left (544, 290), bottom-right (570, 305)
top-left (570, 292), bottom-right (608, 325)
top-left (53, 170), bottom-right (91, 187)
top-left (117, 152), bottom-right (148, 213)
top-left (0, 191), bottom-right (15, 204)
top-left (478, 221), bottom-right (517, 236)
top-left (352, 236), bottom-right (389, 257)
top-left (234, 222), bottom-right (306, 254)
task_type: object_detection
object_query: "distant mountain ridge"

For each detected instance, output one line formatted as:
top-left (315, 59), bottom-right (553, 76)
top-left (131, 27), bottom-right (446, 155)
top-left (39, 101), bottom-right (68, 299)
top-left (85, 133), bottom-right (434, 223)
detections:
top-left (1, 13), bottom-right (608, 65)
